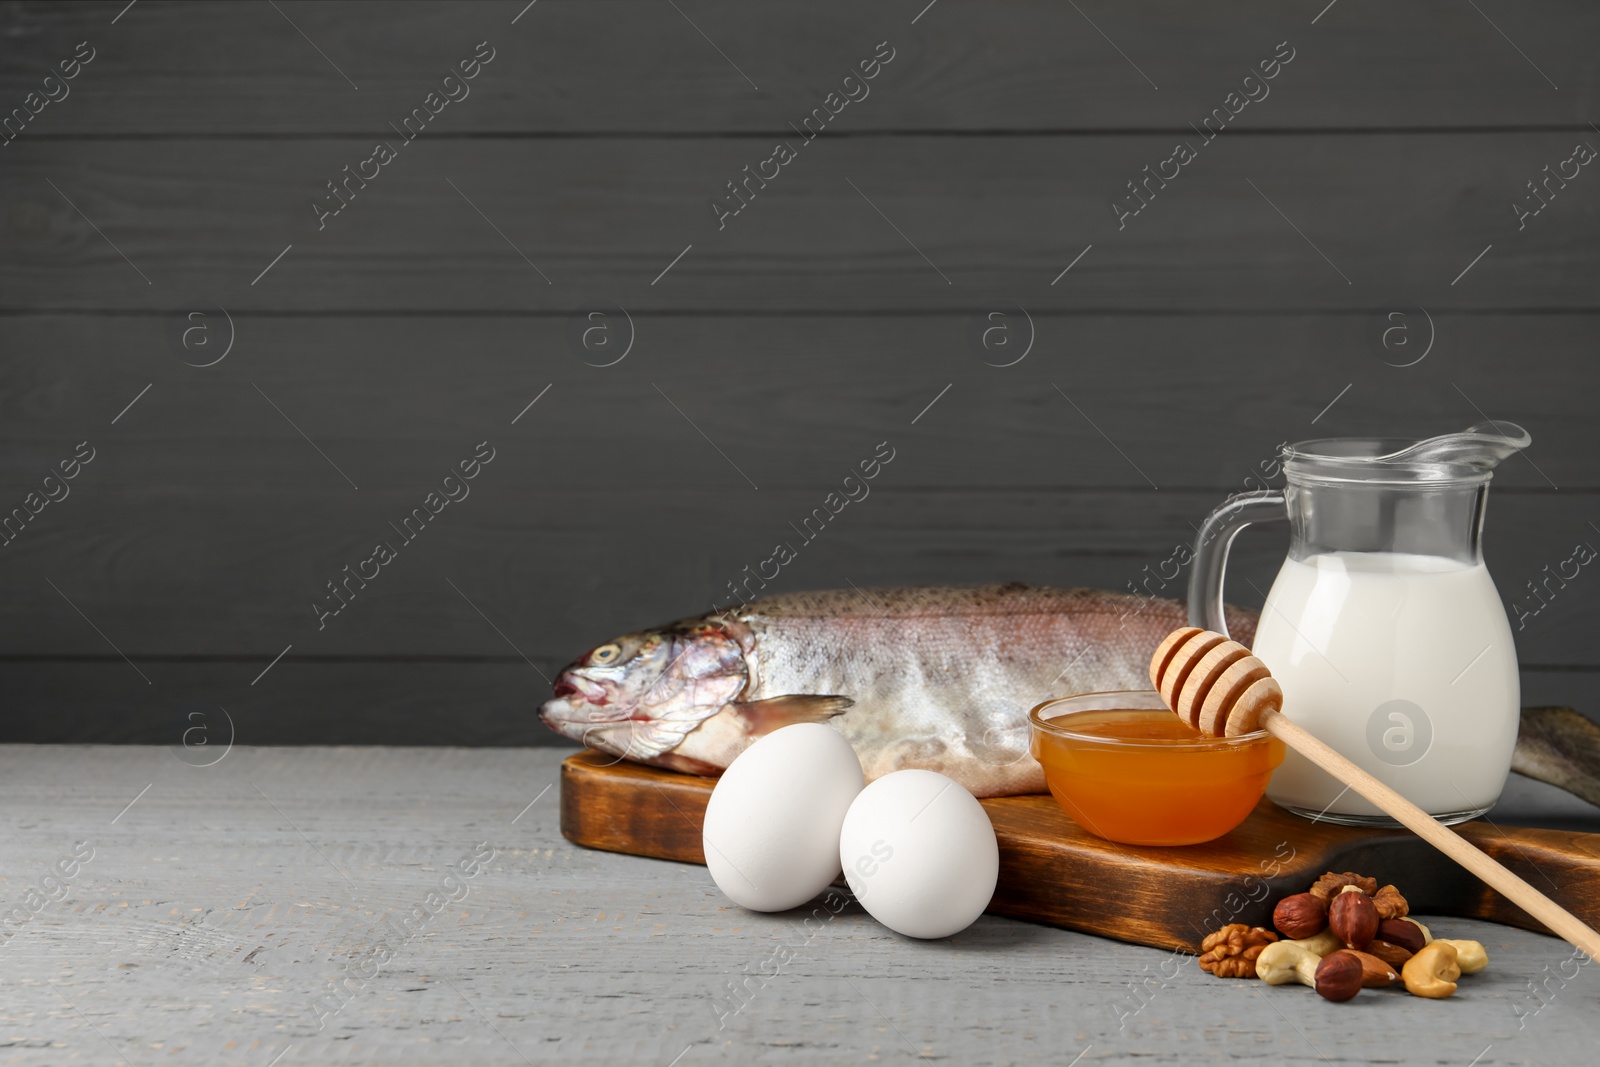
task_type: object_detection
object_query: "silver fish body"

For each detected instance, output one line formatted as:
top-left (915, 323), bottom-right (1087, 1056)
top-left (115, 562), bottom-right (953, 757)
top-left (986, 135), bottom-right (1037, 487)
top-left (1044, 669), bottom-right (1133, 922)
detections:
top-left (1511, 706), bottom-right (1600, 809)
top-left (540, 584), bottom-right (1257, 797)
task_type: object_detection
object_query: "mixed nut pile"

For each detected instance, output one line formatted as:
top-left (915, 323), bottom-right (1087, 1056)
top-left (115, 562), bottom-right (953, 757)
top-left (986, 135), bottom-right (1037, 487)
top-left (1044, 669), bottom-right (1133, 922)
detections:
top-left (1198, 871), bottom-right (1488, 1002)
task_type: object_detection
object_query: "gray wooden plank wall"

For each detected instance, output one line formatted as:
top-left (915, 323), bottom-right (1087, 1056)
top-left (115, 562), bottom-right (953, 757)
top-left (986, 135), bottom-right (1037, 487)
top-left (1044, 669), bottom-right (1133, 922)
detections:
top-left (1, 0), bottom-right (1597, 744)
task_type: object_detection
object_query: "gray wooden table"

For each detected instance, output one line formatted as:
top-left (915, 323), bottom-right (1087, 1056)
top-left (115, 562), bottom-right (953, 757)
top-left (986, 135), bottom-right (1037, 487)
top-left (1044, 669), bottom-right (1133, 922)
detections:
top-left (2, 745), bottom-right (1597, 1066)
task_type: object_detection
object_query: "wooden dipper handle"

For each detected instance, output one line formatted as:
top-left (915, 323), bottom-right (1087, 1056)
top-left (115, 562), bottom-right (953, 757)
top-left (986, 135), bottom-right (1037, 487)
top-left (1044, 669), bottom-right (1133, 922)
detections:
top-left (1151, 626), bottom-right (1600, 961)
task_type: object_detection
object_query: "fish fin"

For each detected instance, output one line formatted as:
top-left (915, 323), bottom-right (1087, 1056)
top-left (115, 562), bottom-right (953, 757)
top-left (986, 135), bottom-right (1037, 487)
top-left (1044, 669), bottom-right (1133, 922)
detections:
top-left (1513, 706), bottom-right (1600, 809)
top-left (733, 695), bottom-right (854, 735)
top-left (652, 751), bottom-right (725, 777)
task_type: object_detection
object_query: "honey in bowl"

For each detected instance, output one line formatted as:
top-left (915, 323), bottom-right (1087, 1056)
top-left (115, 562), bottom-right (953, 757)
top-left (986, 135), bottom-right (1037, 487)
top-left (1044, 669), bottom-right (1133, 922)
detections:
top-left (1029, 691), bottom-right (1285, 846)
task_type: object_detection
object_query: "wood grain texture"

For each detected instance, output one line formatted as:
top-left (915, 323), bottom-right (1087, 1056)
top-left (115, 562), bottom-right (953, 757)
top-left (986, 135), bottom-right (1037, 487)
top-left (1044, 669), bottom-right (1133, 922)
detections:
top-left (4, 133), bottom-right (1598, 311)
top-left (2, 744), bottom-right (1597, 1067)
top-left (2, 660), bottom-right (1597, 750)
top-left (559, 750), bottom-right (1600, 953)
top-left (0, 659), bottom-right (559, 746)
top-left (2, 2), bottom-right (1598, 1053)
top-left (2, 1), bottom-right (1596, 134)
top-left (0, 312), bottom-right (1594, 673)
top-left (3, 314), bottom-right (1597, 491)
top-left (0, 485), bottom-right (1593, 661)
top-left (3, 0), bottom-right (1599, 752)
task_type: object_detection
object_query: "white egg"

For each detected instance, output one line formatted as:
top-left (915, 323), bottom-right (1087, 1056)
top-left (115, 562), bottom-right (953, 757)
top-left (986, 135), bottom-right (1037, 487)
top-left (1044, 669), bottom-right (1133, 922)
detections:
top-left (838, 769), bottom-right (998, 939)
top-left (702, 723), bottom-right (864, 912)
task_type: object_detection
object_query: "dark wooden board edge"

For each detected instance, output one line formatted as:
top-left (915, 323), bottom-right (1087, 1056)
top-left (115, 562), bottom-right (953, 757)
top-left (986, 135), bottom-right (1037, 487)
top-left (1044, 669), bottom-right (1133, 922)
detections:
top-left (560, 750), bottom-right (1600, 952)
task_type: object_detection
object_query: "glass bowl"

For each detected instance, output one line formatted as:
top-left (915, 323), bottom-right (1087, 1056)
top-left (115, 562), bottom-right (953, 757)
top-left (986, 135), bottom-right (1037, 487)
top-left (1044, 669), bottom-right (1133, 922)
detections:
top-left (1029, 690), bottom-right (1285, 846)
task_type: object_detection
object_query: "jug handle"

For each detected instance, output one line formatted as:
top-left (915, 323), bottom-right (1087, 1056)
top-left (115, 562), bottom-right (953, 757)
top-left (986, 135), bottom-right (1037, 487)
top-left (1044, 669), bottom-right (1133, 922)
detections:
top-left (1187, 490), bottom-right (1287, 638)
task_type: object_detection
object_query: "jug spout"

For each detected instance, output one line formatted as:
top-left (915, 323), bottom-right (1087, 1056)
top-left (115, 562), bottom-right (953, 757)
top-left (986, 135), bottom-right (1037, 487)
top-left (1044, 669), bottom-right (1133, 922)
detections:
top-left (1381, 421), bottom-right (1531, 472)
top-left (1282, 420), bottom-right (1531, 484)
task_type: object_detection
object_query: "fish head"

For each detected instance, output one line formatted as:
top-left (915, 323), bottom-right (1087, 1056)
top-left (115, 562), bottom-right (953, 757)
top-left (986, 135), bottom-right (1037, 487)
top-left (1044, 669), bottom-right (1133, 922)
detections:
top-left (540, 617), bottom-right (750, 769)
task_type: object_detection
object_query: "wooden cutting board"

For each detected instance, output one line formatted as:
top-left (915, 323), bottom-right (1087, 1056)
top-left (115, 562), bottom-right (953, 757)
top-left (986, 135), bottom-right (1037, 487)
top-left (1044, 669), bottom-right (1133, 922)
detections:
top-left (559, 750), bottom-right (1600, 952)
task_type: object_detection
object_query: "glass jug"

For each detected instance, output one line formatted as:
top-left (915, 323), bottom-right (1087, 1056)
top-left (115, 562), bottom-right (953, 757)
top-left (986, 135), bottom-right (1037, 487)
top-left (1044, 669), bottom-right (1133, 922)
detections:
top-left (1189, 422), bottom-right (1531, 827)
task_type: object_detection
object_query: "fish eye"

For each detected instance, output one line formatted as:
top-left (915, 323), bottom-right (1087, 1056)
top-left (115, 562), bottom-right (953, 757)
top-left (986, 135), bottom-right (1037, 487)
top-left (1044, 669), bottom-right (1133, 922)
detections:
top-left (590, 644), bottom-right (622, 666)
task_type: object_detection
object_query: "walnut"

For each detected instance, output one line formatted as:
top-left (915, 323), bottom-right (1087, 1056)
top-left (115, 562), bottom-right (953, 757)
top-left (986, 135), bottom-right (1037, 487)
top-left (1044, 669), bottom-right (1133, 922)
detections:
top-left (1308, 871), bottom-right (1378, 900)
top-left (1199, 923), bottom-right (1279, 978)
top-left (1371, 884), bottom-right (1409, 919)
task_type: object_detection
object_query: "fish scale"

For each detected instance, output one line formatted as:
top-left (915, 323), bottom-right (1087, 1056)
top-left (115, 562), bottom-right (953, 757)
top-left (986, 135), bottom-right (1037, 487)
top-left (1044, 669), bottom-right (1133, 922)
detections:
top-left (539, 584), bottom-right (1600, 806)
top-left (541, 584), bottom-right (1256, 797)
top-left (738, 586), bottom-right (1257, 794)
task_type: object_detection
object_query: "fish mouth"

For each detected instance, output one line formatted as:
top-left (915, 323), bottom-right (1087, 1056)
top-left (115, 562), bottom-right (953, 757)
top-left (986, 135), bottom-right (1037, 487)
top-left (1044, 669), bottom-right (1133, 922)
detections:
top-left (539, 697), bottom-right (651, 759)
top-left (540, 686), bottom-right (636, 730)
top-left (552, 673), bottom-right (609, 707)
top-left (539, 697), bottom-right (599, 735)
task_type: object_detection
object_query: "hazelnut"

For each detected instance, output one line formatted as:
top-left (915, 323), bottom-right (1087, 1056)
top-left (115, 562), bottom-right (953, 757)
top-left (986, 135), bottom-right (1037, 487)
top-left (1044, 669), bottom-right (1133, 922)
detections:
top-left (1365, 939), bottom-right (1415, 968)
top-left (1376, 917), bottom-right (1427, 955)
top-left (1328, 886), bottom-right (1379, 949)
top-left (1272, 893), bottom-right (1329, 940)
top-left (1313, 950), bottom-right (1365, 1001)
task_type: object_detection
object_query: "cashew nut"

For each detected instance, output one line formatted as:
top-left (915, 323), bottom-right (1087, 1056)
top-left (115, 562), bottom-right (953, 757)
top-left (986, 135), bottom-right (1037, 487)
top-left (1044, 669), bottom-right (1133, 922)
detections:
top-left (1401, 940), bottom-right (1460, 998)
top-left (1255, 940), bottom-right (1320, 987)
top-left (1435, 938), bottom-right (1488, 975)
top-left (1288, 928), bottom-right (1341, 958)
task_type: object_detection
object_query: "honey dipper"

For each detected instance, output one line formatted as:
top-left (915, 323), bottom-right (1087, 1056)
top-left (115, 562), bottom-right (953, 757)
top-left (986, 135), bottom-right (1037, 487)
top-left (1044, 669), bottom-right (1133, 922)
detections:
top-left (1151, 626), bottom-right (1600, 960)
